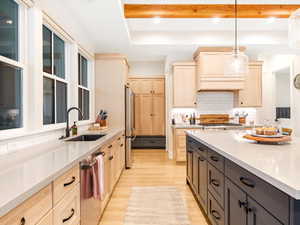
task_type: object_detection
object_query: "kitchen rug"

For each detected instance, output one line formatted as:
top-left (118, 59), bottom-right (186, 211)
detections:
top-left (124, 186), bottom-right (190, 225)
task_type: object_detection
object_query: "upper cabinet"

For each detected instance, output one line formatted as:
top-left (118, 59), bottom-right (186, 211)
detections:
top-left (172, 62), bottom-right (196, 108)
top-left (235, 61), bottom-right (263, 107)
top-left (129, 78), bottom-right (164, 95)
top-left (194, 47), bottom-right (246, 91)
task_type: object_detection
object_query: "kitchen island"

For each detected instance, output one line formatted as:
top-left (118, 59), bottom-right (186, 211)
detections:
top-left (186, 130), bottom-right (300, 225)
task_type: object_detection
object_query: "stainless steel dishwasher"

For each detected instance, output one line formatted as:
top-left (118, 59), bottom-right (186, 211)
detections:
top-left (80, 150), bottom-right (105, 225)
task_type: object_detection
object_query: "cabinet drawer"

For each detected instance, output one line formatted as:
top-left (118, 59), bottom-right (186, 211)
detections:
top-left (53, 165), bottom-right (80, 205)
top-left (36, 210), bottom-right (53, 225)
top-left (225, 159), bottom-right (289, 225)
top-left (195, 141), bottom-right (208, 158)
top-left (53, 184), bottom-right (80, 225)
top-left (208, 163), bottom-right (225, 208)
top-left (208, 192), bottom-right (225, 225)
top-left (208, 149), bottom-right (225, 173)
top-left (0, 185), bottom-right (52, 225)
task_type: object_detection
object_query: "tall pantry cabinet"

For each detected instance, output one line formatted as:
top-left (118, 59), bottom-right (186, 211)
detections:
top-left (95, 54), bottom-right (128, 129)
top-left (128, 77), bottom-right (165, 136)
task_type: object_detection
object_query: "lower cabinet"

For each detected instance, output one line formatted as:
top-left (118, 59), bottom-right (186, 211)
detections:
top-left (36, 211), bottom-right (53, 225)
top-left (225, 179), bottom-right (247, 225)
top-left (187, 135), bottom-right (297, 225)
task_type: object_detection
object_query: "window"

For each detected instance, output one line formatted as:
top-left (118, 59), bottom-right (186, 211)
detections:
top-left (78, 53), bottom-right (90, 120)
top-left (43, 25), bottom-right (67, 125)
top-left (0, 0), bottom-right (23, 131)
top-left (0, 0), bottom-right (18, 61)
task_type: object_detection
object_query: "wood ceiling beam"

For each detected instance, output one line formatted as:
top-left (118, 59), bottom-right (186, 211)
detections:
top-left (124, 4), bottom-right (300, 18)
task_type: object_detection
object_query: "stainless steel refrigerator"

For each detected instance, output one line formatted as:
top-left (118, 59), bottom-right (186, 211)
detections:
top-left (125, 85), bottom-right (135, 168)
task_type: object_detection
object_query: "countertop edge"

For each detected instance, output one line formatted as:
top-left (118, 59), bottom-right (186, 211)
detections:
top-left (186, 131), bottom-right (300, 200)
top-left (0, 128), bottom-right (124, 217)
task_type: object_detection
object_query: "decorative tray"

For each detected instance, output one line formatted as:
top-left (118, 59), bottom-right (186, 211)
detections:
top-left (243, 134), bottom-right (291, 144)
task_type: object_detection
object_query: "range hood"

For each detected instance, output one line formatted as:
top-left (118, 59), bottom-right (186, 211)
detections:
top-left (193, 47), bottom-right (247, 91)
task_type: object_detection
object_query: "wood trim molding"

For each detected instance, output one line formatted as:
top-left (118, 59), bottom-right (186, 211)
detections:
top-left (124, 4), bottom-right (300, 18)
top-left (172, 61), bottom-right (196, 67)
top-left (128, 75), bottom-right (165, 79)
top-left (193, 46), bottom-right (246, 60)
top-left (95, 53), bottom-right (129, 67)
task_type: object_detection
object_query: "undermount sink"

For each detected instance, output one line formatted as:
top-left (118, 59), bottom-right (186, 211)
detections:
top-left (66, 134), bottom-right (106, 142)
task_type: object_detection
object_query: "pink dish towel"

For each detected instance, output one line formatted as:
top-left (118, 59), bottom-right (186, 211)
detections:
top-left (95, 154), bottom-right (105, 200)
top-left (81, 166), bottom-right (93, 199)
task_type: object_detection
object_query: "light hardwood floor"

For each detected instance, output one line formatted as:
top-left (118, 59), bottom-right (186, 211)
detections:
top-left (99, 149), bottom-right (208, 225)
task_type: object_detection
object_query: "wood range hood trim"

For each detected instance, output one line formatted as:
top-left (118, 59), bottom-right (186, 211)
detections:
top-left (194, 47), bottom-right (247, 91)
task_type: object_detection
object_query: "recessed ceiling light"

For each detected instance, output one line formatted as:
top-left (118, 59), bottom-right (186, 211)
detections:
top-left (153, 16), bottom-right (161, 24)
top-left (266, 17), bottom-right (276, 24)
top-left (212, 17), bottom-right (221, 24)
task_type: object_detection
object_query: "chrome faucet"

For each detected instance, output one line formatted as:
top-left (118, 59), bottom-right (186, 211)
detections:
top-left (65, 107), bottom-right (83, 138)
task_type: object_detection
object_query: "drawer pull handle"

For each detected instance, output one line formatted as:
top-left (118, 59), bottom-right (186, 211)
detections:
top-left (199, 157), bottom-right (206, 162)
top-left (62, 208), bottom-right (75, 223)
top-left (64, 176), bottom-right (76, 187)
top-left (120, 144), bottom-right (124, 147)
top-left (108, 145), bottom-right (113, 148)
top-left (118, 137), bottom-right (121, 140)
top-left (198, 147), bottom-right (204, 152)
top-left (94, 151), bottom-right (105, 157)
top-left (210, 156), bottom-right (219, 162)
top-left (211, 179), bottom-right (220, 187)
top-left (211, 210), bottom-right (221, 220)
top-left (240, 177), bottom-right (255, 188)
top-left (109, 156), bottom-right (114, 160)
top-left (20, 217), bottom-right (26, 225)
top-left (187, 150), bottom-right (193, 153)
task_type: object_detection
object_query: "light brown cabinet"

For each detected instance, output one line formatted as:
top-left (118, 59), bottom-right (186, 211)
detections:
top-left (235, 61), bottom-right (263, 107)
top-left (173, 128), bottom-right (197, 162)
top-left (128, 77), bottom-right (165, 136)
top-left (172, 62), bottom-right (196, 107)
top-left (36, 211), bottom-right (53, 225)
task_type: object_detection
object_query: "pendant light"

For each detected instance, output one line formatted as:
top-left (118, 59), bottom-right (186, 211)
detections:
top-left (224, 0), bottom-right (249, 75)
top-left (288, 8), bottom-right (300, 48)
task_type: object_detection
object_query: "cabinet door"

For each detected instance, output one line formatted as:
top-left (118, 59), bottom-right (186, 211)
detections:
top-left (225, 179), bottom-right (247, 225)
top-left (192, 151), bottom-right (199, 193)
top-left (173, 66), bottom-right (196, 107)
top-left (152, 95), bottom-right (165, 135)
top-left (198, 155), bottom-right (208, 213)
top-left (238, 63), bottom-right (262, 107)
top-left (186, 140), bottom-right (193, 182)
top-left (247, 197), bottom-right (282, 225)
top-left (134, 94), bottom-right (153, 135)
top-left (152, 79), bottom-right (165, 94)
top-left (103, 148), bottom-right (111, 201)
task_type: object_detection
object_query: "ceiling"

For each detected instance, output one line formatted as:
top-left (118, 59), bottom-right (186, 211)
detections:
top-left (56, 0), bottom-right (300, 61)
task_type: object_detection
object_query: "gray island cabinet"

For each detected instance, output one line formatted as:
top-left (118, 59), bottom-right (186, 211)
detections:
top-left (186, 135), bottom-right (300, 225)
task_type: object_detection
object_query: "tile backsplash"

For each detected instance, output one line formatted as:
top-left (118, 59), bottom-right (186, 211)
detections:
top-left (171, 91), bottom-right (257, 124)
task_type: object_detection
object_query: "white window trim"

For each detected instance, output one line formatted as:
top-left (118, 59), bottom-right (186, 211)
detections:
top-left (78, 52), bottom-right (92, 122)
top-left (42, 24), bottom-right (69, 126)
top-left (0, 0), bottom-right (28, 138)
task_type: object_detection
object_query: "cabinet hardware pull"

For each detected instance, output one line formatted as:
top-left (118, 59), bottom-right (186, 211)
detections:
top-left (198, 147), bottom-right (204, 152)
top-left (187, 150), bottom-right (193, 153)
top-left (199, 157), bottom-right (205, 162)
top-left (118, 137), bottom-right (121, 140)
top-left (62, 208), bottom-right (75, 223)
top-left (238, 200), bottom-right (250, 213)
top-left (120, 144), bottom-right (124, 147)
top-left (109, 156), bottom-right (114, 160)
top-left (64, 176), bottom-right (76, 187)
top-left (210, 156), bottom-right (219, 162)
top-left (20, 217), bottom-right (26, 225)
top-left (94, 152), bottom-right (105, 157)
top-left (211, 179), bottom-right (220, 187)
top-left (240, 177), bottom-right (255, 188)
top-left (108, 145), bottom-right (112, 148)
top-left (211, 210), bottom-right (221, 220)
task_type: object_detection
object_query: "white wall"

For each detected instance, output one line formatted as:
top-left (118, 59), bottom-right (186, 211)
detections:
top-left (275, 72), bottom-right (290, 107)
top-left (129, 61), bottom-right (165, 76)
top-left (291, 56), bottom-right (300, 136)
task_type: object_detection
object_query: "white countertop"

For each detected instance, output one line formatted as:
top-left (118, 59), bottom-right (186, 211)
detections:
top-left (187, 130), bottom-right (300, 199)
top-left (0, 128), bottom-right (123, 216)
top-left (172, 124), bottom-right (258, 129)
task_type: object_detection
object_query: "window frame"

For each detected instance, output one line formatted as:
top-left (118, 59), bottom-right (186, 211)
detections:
top-left (0, 0), bottom-right (28, 135)
top-left (42, 23), bottom-right (69, 126)
top-left (77, 51), bottom-right (91, 122)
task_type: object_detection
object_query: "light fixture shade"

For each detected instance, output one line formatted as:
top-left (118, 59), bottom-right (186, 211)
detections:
top-left (224, 51), bottom-right (249, 75)
top-left (289, 8), bottom-right (300, 49)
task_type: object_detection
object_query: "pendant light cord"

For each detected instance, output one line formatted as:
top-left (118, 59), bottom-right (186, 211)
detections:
top-left (234, 0), bottom-right (238, 55)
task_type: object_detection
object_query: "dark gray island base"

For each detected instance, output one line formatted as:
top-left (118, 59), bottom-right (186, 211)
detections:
top-left (186, 135), bottom-right (300, 225)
